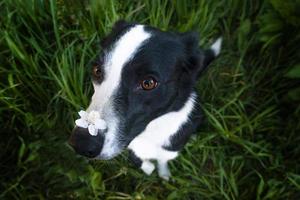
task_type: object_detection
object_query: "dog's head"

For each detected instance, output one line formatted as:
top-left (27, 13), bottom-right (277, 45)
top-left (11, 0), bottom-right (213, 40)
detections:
top-left (69, 21), bottom-right (221, 159)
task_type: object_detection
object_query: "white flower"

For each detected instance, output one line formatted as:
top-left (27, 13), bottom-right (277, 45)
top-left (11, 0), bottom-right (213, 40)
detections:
top-left (75, 110), bottom-right (89, 128)
top-left (75, 110), bottom-right (107, 136)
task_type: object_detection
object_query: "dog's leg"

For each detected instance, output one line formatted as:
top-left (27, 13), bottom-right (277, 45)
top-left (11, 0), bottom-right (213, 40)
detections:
top-left (129, 150), bottom-right (155, 175)
top-left (128, 150), bottom-right (142, 167)
top-left (157, 160), bottom-right (171, 180)
top-left (141, 160), bottom-right (155, 175)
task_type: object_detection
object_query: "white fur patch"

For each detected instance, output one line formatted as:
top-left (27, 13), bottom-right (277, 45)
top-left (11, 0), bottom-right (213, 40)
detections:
top-left (88, 25), bottom-right (151, 159)
top-left (211, 37), bottom-right (222, 56)
top-left (128, 93), bottom-right (196, 162)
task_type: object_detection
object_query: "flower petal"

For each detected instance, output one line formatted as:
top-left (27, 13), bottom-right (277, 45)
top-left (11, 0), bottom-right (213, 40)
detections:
top-left (75, 118), bottom-right (88, 128)
top-left (78, 110), bottom-right (88, 119)
top-left (88, 111), bottom-right (100, 124)
top-left (94, 119), bottom-right (107, 130)
top-left (88, 124), bottom-right (97, 136)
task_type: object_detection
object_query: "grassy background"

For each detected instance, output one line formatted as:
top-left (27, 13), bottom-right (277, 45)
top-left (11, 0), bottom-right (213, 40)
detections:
top-left (1, 0), bottom-right (300, 199)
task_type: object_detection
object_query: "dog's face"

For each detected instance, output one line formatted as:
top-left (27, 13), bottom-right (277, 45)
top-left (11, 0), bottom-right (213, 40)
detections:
top-left (69, 21), bottom-right (218, 159)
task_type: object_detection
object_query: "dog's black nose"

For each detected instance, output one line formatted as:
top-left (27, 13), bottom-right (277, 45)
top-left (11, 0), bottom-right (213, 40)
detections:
top-left (69, 127), bottom-right (105, 158)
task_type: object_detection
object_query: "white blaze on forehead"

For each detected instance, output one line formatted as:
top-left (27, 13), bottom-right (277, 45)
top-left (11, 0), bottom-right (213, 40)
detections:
top-left (88, 25), bottom-right (151, 158)
top-left (88, 25), bottom-right (151, 111)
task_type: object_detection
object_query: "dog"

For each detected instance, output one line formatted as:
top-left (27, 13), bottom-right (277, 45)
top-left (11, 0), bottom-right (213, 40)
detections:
top-left (69, 20), bottom-right (221, 180)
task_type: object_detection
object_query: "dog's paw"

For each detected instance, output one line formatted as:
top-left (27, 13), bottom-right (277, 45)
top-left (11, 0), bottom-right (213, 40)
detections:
top-left (158, 163), bottom-right (171, 181)
top-left (141, 161), bottom-right (155, 175)
top-left (158, 169), bottom-right (171, 181)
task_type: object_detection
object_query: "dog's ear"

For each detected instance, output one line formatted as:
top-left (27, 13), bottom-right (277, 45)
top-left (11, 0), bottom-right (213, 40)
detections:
top-left (111, 20), bottom-right (132, 33)
top-left (101, 20), bottom-right (133, 48)
top-left (180, 32), bottom-right (202, 77)
top-left (180, 32), bottom-right (222, 78)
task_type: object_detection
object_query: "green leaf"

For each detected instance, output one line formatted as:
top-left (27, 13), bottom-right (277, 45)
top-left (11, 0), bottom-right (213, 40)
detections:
top-left (17, 136), bottom-right (26, 166)
top-left (239, 19), bottom-right (251, 35)
top-left (285, 64), bottom-right (300, 78)
top-left (287, 87), bottom-right (300, 101)
top-left (237, 19), bottom-right (251, 50)
top-left (270, 0), bottom-right (300, 26)
top-left (167, 191), bottom-right (179, 200)
top-left (256, 174), bottom-right (265, 200)
top-left (90, 171), bottom-right (102, 192)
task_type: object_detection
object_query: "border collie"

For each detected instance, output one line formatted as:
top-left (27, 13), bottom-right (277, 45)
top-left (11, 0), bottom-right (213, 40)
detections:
top-left (69, 20), bottom-right (221, 180)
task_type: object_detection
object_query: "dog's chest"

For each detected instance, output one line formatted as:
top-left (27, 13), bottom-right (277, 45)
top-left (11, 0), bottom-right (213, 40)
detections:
top-left (128, 95), bottom-right (195, 161)
top-left (128, 125), bottom-right (179, 161)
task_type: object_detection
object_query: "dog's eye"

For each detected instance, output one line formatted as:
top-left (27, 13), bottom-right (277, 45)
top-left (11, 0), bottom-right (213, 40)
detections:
top-left (93, 64), bottom-right (102, 78)
top-left (140, 77), bottom-right (158, 90)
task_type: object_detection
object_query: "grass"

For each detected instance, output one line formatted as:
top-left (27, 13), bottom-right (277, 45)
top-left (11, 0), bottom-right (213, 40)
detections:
top-left (0, 0), bottom-right (299, 199)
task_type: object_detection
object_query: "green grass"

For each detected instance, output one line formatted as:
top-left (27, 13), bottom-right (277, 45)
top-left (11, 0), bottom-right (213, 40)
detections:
top-left (1, 0), bottom-right (300, 199)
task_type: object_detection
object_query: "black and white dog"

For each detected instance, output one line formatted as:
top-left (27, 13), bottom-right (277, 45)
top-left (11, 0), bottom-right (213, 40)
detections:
top-left (69, 20), bottom-right (221, 180)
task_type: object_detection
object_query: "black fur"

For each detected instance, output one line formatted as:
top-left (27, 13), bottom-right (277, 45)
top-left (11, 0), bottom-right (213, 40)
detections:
top-left (128, 150), bottom-right (142, 167)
